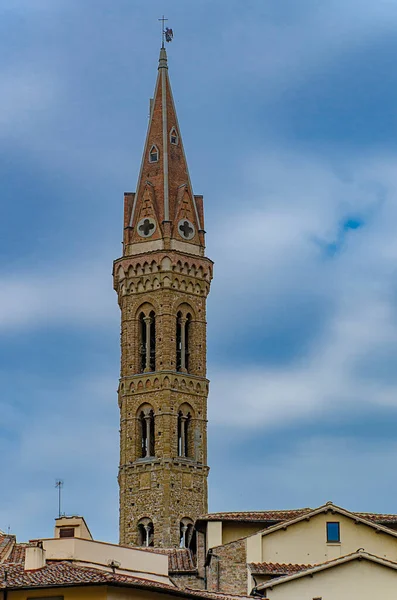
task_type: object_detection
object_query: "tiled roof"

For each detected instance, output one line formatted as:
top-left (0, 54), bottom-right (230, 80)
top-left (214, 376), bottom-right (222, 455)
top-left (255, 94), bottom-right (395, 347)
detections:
top-left (249, 562), bottom-right (311, 576)
top-left (0, 535), bottom-right (15, 562)
top-left (199, 508), bottom-right (397, 527)
top-left (199, 509), bottom-right (311, 522)
top-left (168, 549), bottom-right (196, 572)
top-left (0, 562), bottom-right (176, 590)
top-left (134, 547), bottom-right (196, 572)
top-left (6, 543), bottom-right (31, 564)
top-left (356, 512), bottom-right (397, 524)
top-left (0, 562), bottom-right (246, 599)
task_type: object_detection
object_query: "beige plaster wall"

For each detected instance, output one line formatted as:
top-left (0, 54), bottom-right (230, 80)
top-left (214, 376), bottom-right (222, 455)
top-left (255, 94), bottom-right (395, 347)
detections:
top-left (39, 538), bottom-right (169, 582)
top-left (8, 586), bottom-right (106, 600)
top-left (222, 522), bottom-right (264, 545)
top-left (265, 559), bottom-right (397, 600)
top-left (107, 588), bottom-right (181, 600)
top-left (260, 513), bottom-right (397, 565)
top-left (54, 516), bottom-right (92, 540)
top-left (207, 521), bottom-right (222, 550)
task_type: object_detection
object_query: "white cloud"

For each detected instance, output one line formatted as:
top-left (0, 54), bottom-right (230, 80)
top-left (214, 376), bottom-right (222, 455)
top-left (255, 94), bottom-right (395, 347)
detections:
top-left (208, 149), bottom-right (397, 427)
top-left (0, 261), bottom-right (117, 331)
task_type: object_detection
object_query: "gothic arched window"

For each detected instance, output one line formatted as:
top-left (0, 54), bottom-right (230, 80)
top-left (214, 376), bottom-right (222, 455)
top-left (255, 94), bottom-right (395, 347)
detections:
top-left (138, 518), bottom-right (154, 547)
top-left (139, 408), bottom-right (155, 458)
top-left (170, 127), bottom-right (178, 145)
top-left (139, 310), bottom-right (156, 373)
top-left (149, 145), bottom-right (159, 163)
top-left (176, 311), bottom-right (192, 373)
top-left (178, 409), bottom-right (191, 458)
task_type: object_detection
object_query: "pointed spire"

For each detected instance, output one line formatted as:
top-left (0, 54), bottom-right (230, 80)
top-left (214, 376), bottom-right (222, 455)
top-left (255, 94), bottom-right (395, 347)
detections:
top-left (124, 49), bottom-right (205, 256)
top-left (158, 47), bottom-right (168, 70)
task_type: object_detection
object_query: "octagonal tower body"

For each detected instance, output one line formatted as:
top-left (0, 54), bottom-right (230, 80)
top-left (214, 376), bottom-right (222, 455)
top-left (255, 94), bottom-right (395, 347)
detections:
top-left (113, 47), bottom-right (213, 548)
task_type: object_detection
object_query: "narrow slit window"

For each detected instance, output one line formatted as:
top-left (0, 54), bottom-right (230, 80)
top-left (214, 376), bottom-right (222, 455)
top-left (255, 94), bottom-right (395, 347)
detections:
top-left (149, 145), bottom-right (159, 163)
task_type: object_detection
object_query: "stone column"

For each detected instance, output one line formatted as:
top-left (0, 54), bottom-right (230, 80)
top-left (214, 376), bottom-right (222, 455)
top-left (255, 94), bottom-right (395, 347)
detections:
top-left (144, 413), bottom-right (152, 457)
top-left (144, 524), bottom-right (151, 547)
top-left (180, 415), bottom-right (187, 457)
top-left (180, 524), bottom-right (188, 548)
top-left (179, 316), bottom-right (187, 372)
top-left (144, 316), bottom-right (152, 372)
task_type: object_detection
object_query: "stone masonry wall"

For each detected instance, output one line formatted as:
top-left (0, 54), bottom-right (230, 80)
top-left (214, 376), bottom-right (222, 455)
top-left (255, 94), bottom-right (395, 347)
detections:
top-left (207, 538), bottom-right (248, 596)
top-left (115, 250), bottom-right (212, 548)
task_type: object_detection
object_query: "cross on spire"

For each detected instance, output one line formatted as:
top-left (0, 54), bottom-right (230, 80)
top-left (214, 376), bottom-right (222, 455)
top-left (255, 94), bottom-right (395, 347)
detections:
top-left (158, 15), bottom-right (168, 48)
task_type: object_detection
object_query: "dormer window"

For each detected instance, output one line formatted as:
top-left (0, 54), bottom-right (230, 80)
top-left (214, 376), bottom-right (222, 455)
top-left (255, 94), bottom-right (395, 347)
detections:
top-left (170, 127), bottom-right (178, 145)
top-left (149, 145), bottom-right (159, 163)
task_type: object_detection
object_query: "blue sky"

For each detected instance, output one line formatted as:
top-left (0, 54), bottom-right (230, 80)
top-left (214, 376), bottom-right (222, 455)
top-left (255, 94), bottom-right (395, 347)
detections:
top-left (2, 0), bottom-right (397, 543)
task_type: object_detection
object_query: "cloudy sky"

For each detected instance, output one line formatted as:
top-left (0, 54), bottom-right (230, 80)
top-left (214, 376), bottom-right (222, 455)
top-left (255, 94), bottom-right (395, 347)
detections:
top-left (2, 0), bottom-right (397, 543)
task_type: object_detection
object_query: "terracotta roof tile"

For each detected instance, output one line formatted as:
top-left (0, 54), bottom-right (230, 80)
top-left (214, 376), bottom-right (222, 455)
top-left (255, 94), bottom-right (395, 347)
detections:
top-left (249, 562), bottom-right (311, 576)
top-left (356, 512), bottom-right (397, 524)
top-left (6, 543), bottom-right (31, 564)
top-left (199, 509), bottom-right (311, 523)
top-left (0, 562), bottom-right (176, 590)
top-left (134, 547), bottom-right (196, 572)
top-left (0, 562), bottom-right (245, 599)
top-left (0, 536), bottom-right (15, 562)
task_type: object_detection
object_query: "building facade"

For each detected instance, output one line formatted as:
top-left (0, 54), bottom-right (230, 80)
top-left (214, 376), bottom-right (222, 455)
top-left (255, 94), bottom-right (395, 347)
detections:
top-left (113, 47), bottom-right (213, 549)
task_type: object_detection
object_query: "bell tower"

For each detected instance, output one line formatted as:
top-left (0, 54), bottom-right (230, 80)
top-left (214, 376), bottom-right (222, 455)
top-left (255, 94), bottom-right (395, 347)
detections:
top-left (113, 47), bottom-right (213, 549)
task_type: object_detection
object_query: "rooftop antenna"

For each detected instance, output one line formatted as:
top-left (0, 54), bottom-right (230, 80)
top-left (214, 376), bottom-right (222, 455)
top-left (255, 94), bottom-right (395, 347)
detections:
top-left (55, 479), bottom-right (64, 518)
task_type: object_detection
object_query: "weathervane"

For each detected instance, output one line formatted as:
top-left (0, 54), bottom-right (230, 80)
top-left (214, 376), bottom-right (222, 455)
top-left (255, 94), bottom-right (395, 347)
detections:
top-left (158, 15), bottom-right (173, 47)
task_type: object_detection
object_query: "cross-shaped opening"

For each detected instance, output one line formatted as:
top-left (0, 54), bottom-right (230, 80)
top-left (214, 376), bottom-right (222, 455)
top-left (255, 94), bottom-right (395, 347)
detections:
top-left (139, 219), bottom-right (155, 236)
top-left (179, 220), bottom-right (194, 239)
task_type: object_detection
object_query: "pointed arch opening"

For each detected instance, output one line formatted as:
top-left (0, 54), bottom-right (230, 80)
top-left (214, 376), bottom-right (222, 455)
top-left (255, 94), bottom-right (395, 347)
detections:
top-left (139, 406), bottom-right (155, 458)
top-left (170, 127), bottom-right (179, 145)
top-left (178, 405), bottom-right (192, 458)
top-left (138, 518), bottom-right (154, 547)
top-left (149, 144), bottom-right (159, 163)
top-left (176, 311), bottom-right (192, 373)
top-left (139, 309), bottom-right (156, 373)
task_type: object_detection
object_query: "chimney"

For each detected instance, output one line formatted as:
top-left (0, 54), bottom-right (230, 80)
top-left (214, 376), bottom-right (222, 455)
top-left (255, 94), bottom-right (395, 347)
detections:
top-left (25, 544), bottom-right (46, 571)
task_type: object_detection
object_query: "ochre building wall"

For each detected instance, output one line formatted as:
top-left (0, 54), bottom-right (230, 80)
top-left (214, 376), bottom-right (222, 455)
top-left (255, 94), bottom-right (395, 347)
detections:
top-left (259, 513), bottom-right (397, 565)
top-left (264, 560), bottom-right (397, 600)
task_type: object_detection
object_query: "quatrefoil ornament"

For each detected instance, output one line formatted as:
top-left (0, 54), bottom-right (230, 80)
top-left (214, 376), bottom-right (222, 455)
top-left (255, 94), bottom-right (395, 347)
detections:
top-left (137, 217), bottom-right (156, 238)
top-left (178, 219), bottom-right (195, 240)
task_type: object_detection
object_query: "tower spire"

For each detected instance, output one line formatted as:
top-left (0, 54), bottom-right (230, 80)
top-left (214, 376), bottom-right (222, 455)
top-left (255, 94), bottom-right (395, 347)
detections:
top-left (125, 45), bottom-right (204, 256)
top-left (114, 48), bottom-right (213, 549)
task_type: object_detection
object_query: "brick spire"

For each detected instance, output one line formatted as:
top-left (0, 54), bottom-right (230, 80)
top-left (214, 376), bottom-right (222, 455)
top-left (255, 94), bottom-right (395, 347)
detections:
top-left (124, 47), bottom-right (205, 256)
